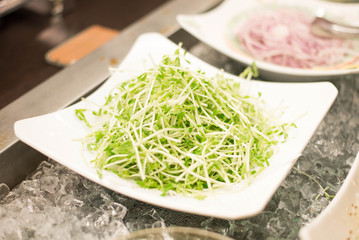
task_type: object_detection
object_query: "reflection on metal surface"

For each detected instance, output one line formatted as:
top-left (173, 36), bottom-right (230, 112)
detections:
top-left (311, 16), bottom-right (359, 39)
top-left (0, 0), bottom-right (29, 16)
top-left (37, 0), bottom-right (74, 46)
top-left (37, 14), bottom-right (73, 46)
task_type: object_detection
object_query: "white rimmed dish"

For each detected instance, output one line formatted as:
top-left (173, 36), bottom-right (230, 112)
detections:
top-left (299, 151), bottom-right (359, 240)
top-left (177, 0), bottom-right (359, 81)
top-left (14, 32), bottom-right (338, 220)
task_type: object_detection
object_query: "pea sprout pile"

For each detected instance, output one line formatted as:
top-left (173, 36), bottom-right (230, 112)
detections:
top-left (76, 49), bottom-right (292, 198)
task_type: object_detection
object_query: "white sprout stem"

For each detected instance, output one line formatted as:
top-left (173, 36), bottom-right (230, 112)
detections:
top-left (77, 50), bottom-right (289, 197)
top-left (125, 128), bottom-right (145, 180)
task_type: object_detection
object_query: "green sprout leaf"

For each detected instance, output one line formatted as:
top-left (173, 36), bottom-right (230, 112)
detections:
top-left (76, 47), bottom-right (293, 198)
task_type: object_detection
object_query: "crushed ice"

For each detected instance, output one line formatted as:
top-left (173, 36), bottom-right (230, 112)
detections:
top-left (0, 161), bottom-right (129, 240)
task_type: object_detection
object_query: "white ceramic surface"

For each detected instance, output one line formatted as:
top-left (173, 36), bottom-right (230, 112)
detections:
top-left (299, 151), bottom-right (359, 240)
top-left (177, 0), bottom-right (359, 81)
top-left (14, 33), bottom-right (338, 219)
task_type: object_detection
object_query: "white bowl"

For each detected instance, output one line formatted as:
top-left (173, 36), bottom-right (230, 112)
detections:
top-left (299, 151), bottom-right (359, 240)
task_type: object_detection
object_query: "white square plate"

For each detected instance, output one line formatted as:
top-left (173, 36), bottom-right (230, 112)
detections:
top-left (177, 0), bottom-right (359, 81)
top-left (14, 33), bottom-right (338, 219)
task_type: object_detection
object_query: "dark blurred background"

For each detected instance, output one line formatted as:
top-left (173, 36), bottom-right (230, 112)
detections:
top-left (0, 0), bottom-right (168, 110)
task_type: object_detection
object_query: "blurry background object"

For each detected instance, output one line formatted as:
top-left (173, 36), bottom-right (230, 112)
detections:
top-left (36, 0), bottom-right (73, 46)
top-left (25, 0), bottom-right (74, 15)
top-left (45, 24), bottom-right (119, 67)
top-left (0, 0), bottom-right (169, 110)
top-left (311, 9), bottom-right (359, 38)
top-left (0, 0), bottom-right (30, 16)
top-left (177, 0), bottom-right (359, 81)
